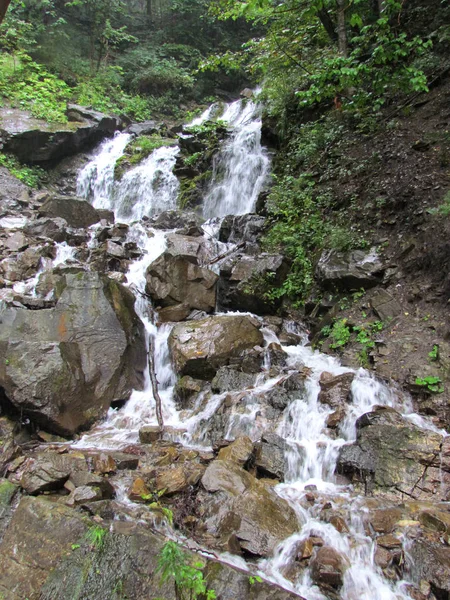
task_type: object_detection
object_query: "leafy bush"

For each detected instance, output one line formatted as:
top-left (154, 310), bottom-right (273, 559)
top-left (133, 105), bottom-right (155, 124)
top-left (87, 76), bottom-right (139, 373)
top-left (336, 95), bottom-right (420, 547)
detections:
top-left (0, 153), bottom-right (45, 188)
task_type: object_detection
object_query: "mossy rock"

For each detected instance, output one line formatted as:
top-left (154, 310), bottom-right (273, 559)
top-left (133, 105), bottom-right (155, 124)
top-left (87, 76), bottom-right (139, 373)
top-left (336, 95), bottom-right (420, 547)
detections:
top-left (114, 135), bottom-right (177, 181)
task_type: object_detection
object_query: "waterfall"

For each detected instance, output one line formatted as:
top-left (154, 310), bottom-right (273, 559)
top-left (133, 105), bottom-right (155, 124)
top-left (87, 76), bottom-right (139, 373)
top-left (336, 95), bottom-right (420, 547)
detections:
top-left (202, 97), bottom-right (270, 218)
top-left (68, 98), bottom-right (439, 600)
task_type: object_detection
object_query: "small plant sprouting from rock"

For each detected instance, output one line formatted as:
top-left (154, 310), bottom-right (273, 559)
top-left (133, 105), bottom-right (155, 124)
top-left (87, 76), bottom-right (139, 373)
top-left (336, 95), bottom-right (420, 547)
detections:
top-left (156, 540), bottom-right (216, 600)
top-left (85, 525), bottom-right (107, 551)
top-left (249, 575), bottom-right (263, 585)
top-left (428, 345), bottom-right (440, 362)
top-left (415, 376), bottom-right (444, 394)
top-left (141, 489), bottom-right (174, 525)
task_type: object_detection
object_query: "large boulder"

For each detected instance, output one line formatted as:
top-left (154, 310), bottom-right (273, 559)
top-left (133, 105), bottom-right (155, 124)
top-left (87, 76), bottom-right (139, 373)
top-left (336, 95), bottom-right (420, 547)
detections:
top-left (0, 269), bottom-right (146, 435)
top-left (316, 248), bottom-right (385, 291)
top-left (145, 252), bottom-right (218, 319)
top-left (199, 459), bottom-right (299, 557)
top-left (168, 315), bottom-right (264, 379)
top-left (218, 253), bottom-right (289, 315)
top-left (219, 214), bottom-right (266, 245)
top-left (337, 407), bottom-right (443, 497)
top-left (38, 196), bottom-right (101, 228)
top-left (1, 106), bottom-right (120, 164)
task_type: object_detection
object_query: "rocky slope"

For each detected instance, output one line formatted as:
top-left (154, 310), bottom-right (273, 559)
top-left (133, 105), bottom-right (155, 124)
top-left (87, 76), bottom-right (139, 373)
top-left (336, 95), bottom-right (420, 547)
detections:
top-left (0, 92), bottom-right (449, 600)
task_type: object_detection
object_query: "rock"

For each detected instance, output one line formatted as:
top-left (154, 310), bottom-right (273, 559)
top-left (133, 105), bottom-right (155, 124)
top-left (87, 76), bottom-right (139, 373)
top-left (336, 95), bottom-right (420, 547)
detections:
top-left (266, 342), bottom-right (287, 367)
top-left (126, 120), bottom-right (159, 136)
top-left (212, 367), bottom-right (256, 394)
top-left (24, 217), bottom-right (71, 243)
top-left (316, 248), bottom-right (385, 291)
top-left (174, 376), bottom-right (205, 409)
top-left (310, 546), bottom-right (348, 589)
top-left (157, 464), bottom-right (205, 495)
top-left (264, 373), bottom-right (307, 411)
top-left (139, 426), bottom-right (162, 443)
top-left (65, 485), bottom-right (103, 506)
top-left (218, 437), bottom-right (254, 467)
top-left (219, 214), bottom-right (266, 245)
top-left (337, 407), bottom-right (443, 496)
top-left (0, 496), bottom-right (89, 599)
top-left (218, 253), bottom-right (289, 315)
top-left (5, 231), bottom-right (28, 252)
top-left (158, 304), bottom-right (191, 323)
top-left (418, 509), bottom-right (450, 534)
top-left (369, 289), bottom-right (402, 321)
top-left (68, 471), bottom-right (115, 498)
top-left (369, 508), bottom-right (405, 533)
top-left (168, 315), bottom-right (264, 379)
top-left (151, 210), bottom-right (203, 231)
top-left (1, 106), bottom-right (120, 164)
top-left (0, 245), bottom-right (52, 282)
top-left (200, 460), bottom-right (298, 557)
top-left (0, 270), bottom-right (146, 435)
top-left (39, 195), bottom-right (101, 228)
top-left (407, 538), bottom-right (450, 598)
top-left (92, 453), bottom-right (117, 474)
top-left (128, 477), bottom-right (151, 502)
top-left (318, 372), bottom-right (354, 408)
top-left (376, 534), bottom-right (402, 549)
top-left (146, 252), bottom-right (218, 316)
top-left (255, 433), bottom-right (286, 480)
top-left (18, 453), bottom-right (87, 494)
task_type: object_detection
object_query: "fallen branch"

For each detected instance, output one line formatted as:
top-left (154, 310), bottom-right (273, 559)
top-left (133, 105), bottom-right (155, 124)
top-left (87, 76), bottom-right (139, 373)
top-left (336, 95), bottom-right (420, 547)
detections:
top-left (147, 304), bottom-right (164, 432)
top-left (206, 242), bottom-right (245, 266)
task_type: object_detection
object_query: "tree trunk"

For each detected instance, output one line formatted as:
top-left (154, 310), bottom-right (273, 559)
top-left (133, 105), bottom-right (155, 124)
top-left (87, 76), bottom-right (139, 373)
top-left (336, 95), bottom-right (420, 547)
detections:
top-left (0, 0), bottom-right (12, 26)
top-left (336, 0), bottom-right (348, 57)
top-left (149, 333), bottom-right (164, 432)
top-left (317, 7), bottom-right (338, 43)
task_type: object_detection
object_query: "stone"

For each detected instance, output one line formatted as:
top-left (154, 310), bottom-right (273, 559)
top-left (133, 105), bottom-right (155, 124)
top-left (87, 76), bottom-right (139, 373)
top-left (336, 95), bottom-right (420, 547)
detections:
top-left (407, 538), bottom-right (450, 598)
top-left (310, 546), bottom-right (348, 589)
top-left (128, 477), bottom-right (151, 502)
top-left (1, 105), bottom-right (120, 164)
top-left (376, 534), bottom-right (402, 549)
top-left (0, 245), bottom-right (52, 282)
top-left (156, 464), bottom-right (205, 495)
top-left (200, 460), bottom-right (298, 557)
top-left (337, 407), bottom-right (443, 496)
top-left (139, 426), bottom-right (162, 443)
top-left (316, 248), bottom-right (385, 291)
top-left (218, 253), bottom-right (289, 315)
top-left (126, 120), bottom-right (159, 136)
top-left (211, 367), bottom-right (256, 394)
top-left (369, 289), bottom-right (402, 321)
top-left (218, 437), bottom-right (254, 467)
top-left (264, 372), bottom-right (307, 411)
top-left (65, 485), bottom-right (103, 506)
top-left (174, 376), bottom-right (205, 409)
top-left (39, 195), bottom-right (101, 228)
top-left (150, 210), bottom-right (203, 231)
top-left (5, 231), bottom-right (28, 252)
top-left (0, 497), bottom-right (89, 599)
top-left (255, 433), bottom-right (286, 480)
top-left (158, 304), bottom-right (191, 323)
top-left (219, 214), bottom-right (266, 245)
top-left (68, 471), bottom-right (115, 498)
top-left (369, 508), bottom-right (405, 533)
top-left (19, 453), bottom-right (87, 494)
top-left (146, 252), bottom-right (218, 315)
top-left (318, 372), bottom-right (354, 408)
top-left (168, 315), bottom-right (264, 379)
top-left (92, 453), bottom-right (117, 474)
top-left (0, 270), bottom-right (146, 435)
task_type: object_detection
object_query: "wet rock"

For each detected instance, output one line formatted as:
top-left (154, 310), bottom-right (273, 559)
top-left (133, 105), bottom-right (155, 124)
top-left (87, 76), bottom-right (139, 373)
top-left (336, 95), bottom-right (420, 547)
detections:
top-left (369, 289), bottom-right (402, 321)
top-left (126, 120), bottom-right (159, 136)
top-left (212, 367), bottom-right (256, 394)
top-left (168, 315), bottom-right (264, 379)
top-left (200, 459), bottom-right (298, 557)
top-left (173, 375), bottom-right (205, 409)
top-left (24, 217), bottom-right (70, 243)
top-left (0, 270), bottom-right (146, 435)
top-left (0, 496), bottom-right (89, 599)
top-left (264, 373), bottom-right (307, 411)
top-left (5, 231), bottom-right (28, 252)
top-left (157, 464), bottom-right (205, 495)
top-left (158, 303), bottom-right (191, 323)
top-left (337, 407), bottom-right (443, 496)
top-left (139, 426), bottom-right (162, 443)
top-left (0, 478), bottom-right (18, 541)
top-left (318, 372), bottom-right (354, 408)
top-left (376, 534), bottom-right (402, 549)
top-left (266, 342), bottom-right (288, 367)
top-left (92, 453), bottom-right (117, 474)
top-left (316, 248), bottom-right (385, 291)
top-left (255, 433), bottom-right (286, 480)
top-left (0, 244), bottom-right (52, 282)
top-left (369, 507), bottom-right (405, 533)
top-left (146, 252), bottom-right (218, 316)
top-left (218, 253), bottom-right (289, 315)
top-left (218, 437), bottom-right (254, 467)
top-left (128, 477), bottom-right (151, 502)
top-left (219, 214), bottom-right (266, 245)
top-left (310, 546), bottom-right (348, 589)
top-left (150, 210), bottom-right (203, 231)
top-left (407, 538), bottom-right (450, 598)
top-left (39, 195), bottom-right (101, 228)
top-left (68, 471), bottom-right (115, 498)
top-left (18, 452), bottom-right (87, 494)
top-left (418, 509), bottom-right (450, 534)
top-left (2, 105), bottom-right (120, 164)
top-left (65, 485), bottom-right (103, 506)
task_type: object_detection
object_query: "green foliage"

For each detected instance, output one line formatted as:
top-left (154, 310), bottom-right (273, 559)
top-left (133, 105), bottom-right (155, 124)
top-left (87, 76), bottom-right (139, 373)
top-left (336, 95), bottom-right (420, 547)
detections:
top-left (0, 153), bottom-right (45, 187)
top-left (415, 376), bottom-right (444, 394)
top-left (428, 345), bottom-right (439, 362)
top-left (140, 488), bottom-right (174, 526)
top-left (157, 541), bottom-right (216, 600)
top-left (85, 525), bottom-right (107, 551)
top-left (428, 191), bottom-right (450, 216)
top-left (0, 52), bottom-right (70, 122)
top-left (249, 575), bottom-right (263, 585)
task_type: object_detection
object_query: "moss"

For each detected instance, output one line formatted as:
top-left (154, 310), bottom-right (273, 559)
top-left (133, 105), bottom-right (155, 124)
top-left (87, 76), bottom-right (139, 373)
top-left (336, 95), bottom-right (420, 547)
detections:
top-left (114, 135), bottom-right (177, 181)
top-left (178, 170), bottom-right (212, 210)
top-left (0, 480), bottom-right (17, 507)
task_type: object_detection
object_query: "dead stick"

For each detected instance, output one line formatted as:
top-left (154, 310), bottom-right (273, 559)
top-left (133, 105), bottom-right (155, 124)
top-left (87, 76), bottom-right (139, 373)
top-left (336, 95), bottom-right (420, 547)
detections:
top-left (206, 242), bottom-right (245, 266)
top-left (148, 306), bottom-right (164, 432)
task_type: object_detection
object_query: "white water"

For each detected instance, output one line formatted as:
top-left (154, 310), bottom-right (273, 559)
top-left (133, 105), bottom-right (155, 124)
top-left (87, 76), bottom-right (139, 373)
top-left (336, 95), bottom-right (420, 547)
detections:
top-left (69, 99), bottom-right (444, 600)
top-left (202, 97), bottom-right (270, 218)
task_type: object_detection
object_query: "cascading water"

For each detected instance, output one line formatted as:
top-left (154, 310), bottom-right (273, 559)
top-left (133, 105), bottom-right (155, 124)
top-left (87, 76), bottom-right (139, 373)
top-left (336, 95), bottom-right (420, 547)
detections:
top-left (201, 96), bottom-right (270, 219)
top-left (69, 97), bottom-right (443, 600)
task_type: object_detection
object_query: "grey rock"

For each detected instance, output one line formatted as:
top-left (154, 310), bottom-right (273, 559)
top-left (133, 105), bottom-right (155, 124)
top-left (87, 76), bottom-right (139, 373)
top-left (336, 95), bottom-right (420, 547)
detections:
top-left (316, 248), bottom-right (385, 291)
top-left (39, 196), bottom-right (101, 228)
